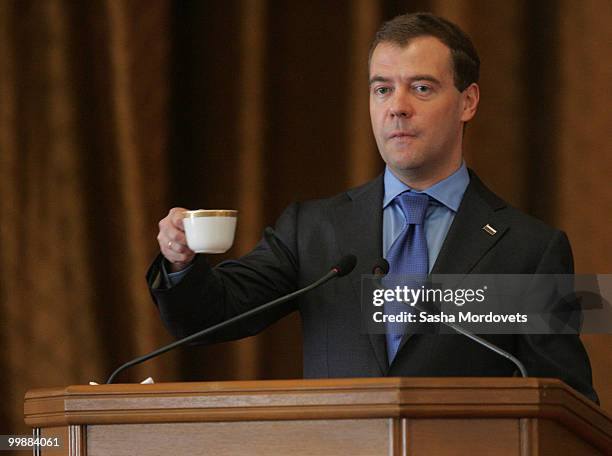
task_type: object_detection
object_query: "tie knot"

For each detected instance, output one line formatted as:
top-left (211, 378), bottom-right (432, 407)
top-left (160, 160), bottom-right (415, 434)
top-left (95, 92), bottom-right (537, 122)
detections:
top-left (396, 192), bottom-right (429, 225)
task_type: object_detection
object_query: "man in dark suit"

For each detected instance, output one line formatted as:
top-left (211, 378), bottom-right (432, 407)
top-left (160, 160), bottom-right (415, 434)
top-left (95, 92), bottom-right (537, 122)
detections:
top-left (148, 13), bottom-right (597, 402)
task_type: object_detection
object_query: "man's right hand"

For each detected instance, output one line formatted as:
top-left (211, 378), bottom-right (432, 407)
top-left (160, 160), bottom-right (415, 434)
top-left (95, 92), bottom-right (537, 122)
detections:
top-left (157, 207), bottom-right (196, 272)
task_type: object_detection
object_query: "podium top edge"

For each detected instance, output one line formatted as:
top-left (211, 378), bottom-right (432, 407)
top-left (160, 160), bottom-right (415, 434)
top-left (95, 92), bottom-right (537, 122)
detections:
top-left (25, 376), bottom-right (563, 399)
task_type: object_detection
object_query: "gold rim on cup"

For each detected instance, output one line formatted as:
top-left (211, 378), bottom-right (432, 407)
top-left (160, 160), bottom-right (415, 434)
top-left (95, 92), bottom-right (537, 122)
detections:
top-left (183, 210), bottom-right (238, 218)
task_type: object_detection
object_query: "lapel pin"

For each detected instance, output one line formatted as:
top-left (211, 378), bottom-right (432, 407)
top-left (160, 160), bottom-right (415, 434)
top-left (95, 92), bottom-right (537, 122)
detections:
top-left (482, 224), bottom-right (497, 236)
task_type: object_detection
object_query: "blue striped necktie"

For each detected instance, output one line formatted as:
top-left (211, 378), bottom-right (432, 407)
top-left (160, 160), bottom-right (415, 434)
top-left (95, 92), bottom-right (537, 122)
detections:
top-left (384, 192), bottom-right (430, 363)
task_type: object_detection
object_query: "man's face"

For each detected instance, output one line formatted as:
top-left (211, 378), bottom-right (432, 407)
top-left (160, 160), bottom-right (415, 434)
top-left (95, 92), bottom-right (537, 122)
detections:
top-left (369, 36), bottom-right (479, 187)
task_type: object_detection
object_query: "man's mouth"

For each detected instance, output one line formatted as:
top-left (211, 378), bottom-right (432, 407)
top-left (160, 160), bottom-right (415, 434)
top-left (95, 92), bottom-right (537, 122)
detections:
top-left (388, 131), bottom-right (418, 140)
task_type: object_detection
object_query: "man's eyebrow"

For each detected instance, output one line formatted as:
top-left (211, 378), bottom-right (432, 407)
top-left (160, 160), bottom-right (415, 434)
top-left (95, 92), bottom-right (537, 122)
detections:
top-left (368, 74), bottom-right (442, 86)
top-left (409, 75), bottom-right (441, 85)
top-left (369, 75), bottom-right (390, 85)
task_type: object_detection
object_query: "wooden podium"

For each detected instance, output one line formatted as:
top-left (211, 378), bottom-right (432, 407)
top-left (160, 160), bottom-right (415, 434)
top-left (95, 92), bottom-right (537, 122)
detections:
top-left (25, 378), bottom-right (611, 455)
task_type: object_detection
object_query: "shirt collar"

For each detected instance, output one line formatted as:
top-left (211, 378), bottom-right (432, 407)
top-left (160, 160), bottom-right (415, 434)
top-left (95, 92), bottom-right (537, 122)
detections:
top-left (383, 162), bottom-right (470, 212)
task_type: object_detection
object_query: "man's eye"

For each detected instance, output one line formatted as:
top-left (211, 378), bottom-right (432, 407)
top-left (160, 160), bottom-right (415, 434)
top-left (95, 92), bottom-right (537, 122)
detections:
top-left (414, 85), bottom-right (431, 94)
top-left (375, 87), bottom-right (391, 95)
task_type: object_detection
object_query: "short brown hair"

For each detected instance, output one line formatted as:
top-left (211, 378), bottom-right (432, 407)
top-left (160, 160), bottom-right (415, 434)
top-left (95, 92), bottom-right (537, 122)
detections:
top-left (369, 12), bottom-right (480, 92)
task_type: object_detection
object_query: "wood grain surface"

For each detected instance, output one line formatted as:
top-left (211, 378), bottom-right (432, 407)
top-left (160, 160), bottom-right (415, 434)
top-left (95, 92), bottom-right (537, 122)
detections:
top-left (24, 377), bottom-right (612, 455)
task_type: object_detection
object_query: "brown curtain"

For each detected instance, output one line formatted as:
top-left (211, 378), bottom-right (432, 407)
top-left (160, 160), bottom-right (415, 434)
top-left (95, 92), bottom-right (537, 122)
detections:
top-left (1, 0), bottom-right (610, 439)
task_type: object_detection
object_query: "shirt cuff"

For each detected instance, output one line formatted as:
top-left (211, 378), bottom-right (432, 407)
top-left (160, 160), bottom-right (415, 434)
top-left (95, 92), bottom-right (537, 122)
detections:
top-left (162, 260), bottom-right (193, 287)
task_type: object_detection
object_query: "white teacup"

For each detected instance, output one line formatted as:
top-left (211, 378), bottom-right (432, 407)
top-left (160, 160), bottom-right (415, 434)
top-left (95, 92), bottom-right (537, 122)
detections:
top-left (183, 209), bottom-right (238, 253)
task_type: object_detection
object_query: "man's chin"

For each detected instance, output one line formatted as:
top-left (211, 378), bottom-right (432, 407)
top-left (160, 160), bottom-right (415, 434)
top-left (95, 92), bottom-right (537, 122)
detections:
top-left (385, 163), bottom-right (425, 182)
top-left (387, 157), bottom-right (424, 172)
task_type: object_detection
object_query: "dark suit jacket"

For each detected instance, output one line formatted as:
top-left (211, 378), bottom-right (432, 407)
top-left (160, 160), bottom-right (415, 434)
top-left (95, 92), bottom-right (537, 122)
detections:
top-left (147, 170), bottom-right (598, 403)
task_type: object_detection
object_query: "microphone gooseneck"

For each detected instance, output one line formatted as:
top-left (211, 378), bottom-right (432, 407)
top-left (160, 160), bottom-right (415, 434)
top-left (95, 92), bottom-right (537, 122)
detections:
top-left (372, 259), bottom-right (528, 377)
top-left (106, 254), bottom-right (357, 384)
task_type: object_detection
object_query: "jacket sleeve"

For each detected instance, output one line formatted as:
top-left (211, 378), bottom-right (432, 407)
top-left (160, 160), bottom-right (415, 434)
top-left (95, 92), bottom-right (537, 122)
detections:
top-left (146, 203), bottom-right (301, 344)
top-left (516, 230), bottom-right (599, 403)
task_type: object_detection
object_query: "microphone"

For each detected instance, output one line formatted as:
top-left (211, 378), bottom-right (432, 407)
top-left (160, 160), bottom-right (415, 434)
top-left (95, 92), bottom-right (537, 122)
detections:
top-left (372, 258), bottom-right (390, 277)
top-left (372, 258), bottom-right (528, 377)
top-left (106, 254), bottom-right (357, 384)
top-left (333, 254), bottom-right (357, 277)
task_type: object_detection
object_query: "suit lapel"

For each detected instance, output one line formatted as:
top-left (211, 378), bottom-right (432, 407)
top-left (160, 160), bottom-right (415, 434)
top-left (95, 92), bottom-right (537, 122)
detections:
top-left (331, 175), bottom-right (388, 374)
top-left (396, 171), bottom-right (509, 354)
top-left (431, 172), bottom-right (508, 275)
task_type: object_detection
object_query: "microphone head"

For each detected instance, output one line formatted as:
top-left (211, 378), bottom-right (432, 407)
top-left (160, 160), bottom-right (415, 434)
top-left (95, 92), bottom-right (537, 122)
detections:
top-left (333, 254), bottom-right (357, 277)
top-left (372, 258), bottom-right (390, 276)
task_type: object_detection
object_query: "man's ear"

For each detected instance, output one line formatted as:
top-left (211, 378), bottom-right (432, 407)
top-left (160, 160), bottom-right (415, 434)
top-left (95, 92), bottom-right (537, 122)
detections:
top-left (460, 83), bottom-right (480, 122)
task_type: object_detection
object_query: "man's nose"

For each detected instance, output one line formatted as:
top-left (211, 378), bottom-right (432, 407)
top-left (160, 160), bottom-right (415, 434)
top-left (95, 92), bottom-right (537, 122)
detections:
top-left (389, 90), bottom-right (414, 118)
